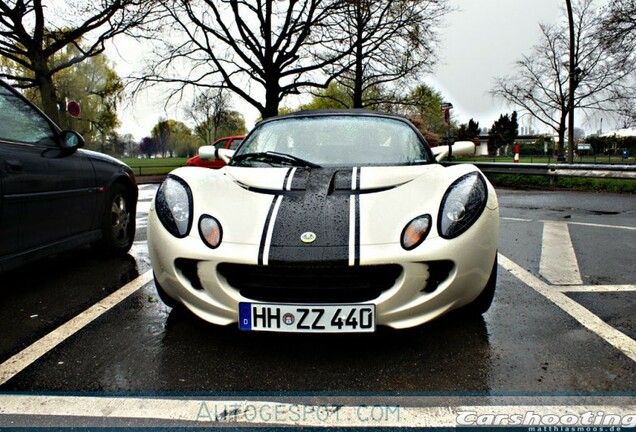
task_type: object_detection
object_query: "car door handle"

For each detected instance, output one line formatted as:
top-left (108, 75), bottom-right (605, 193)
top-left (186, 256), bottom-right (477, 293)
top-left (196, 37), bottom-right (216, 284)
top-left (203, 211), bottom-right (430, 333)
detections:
top-left (5, 159), bottom-right (23, 172)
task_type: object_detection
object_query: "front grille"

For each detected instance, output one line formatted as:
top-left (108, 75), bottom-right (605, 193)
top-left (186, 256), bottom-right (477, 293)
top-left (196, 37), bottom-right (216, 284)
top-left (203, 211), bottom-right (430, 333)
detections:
top-left (218, 263), bottom-right (402, 303)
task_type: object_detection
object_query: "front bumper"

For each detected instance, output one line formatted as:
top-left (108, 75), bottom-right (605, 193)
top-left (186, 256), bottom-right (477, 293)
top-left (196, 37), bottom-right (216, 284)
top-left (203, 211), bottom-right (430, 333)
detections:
top-left (148, 204), bottom-right (499, 330)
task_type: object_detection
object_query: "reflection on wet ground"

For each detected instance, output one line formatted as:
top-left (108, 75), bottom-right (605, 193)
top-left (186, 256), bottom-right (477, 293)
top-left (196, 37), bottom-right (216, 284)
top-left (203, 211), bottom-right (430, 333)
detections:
top-left (156, 309), bottom-right (491, 393)
top-left (0, 248), bottom-right (141, 361)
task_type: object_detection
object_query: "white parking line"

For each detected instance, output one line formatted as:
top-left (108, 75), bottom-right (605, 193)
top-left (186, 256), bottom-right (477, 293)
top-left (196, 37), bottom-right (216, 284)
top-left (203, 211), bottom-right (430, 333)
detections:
top-left (499, 253), bottom-right (636, 363)
top-left (0, 271), bottom-right (153, 386)
top-left (539, 222), bottom-right (583, 285)
top-left (503, 217), bottom-right (636, 232)
top-left (501, 217), bottom-right (533, 222)
top-left (557, 285), bottom-right (636, 293)
top-left (0, 394), bottom-right (635, 428)
top-left (540, 220), bottom-right (636, 231)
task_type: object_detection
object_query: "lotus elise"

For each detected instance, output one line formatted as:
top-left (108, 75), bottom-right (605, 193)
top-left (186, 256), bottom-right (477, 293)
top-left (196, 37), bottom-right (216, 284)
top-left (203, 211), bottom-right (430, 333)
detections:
top-left (148, 110), bottom-right (499, 333)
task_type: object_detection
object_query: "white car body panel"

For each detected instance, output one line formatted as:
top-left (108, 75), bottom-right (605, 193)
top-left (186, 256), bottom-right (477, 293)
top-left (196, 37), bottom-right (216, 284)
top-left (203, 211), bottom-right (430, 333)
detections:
top-left (148, 160), bottom-right (499, 330)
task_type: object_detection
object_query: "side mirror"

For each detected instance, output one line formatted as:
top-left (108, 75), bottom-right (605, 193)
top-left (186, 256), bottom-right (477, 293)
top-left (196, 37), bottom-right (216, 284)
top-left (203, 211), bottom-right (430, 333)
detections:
top-left (59, 131), bottom-right (85, 151)
top-left (198, 145), bottom-right (217, 160)
top-left (199, 146), bottom-right (235, 163)
top-left (433, 141), bottom-right (475, 162)
top-left (450, 141), bottom-right (476, 158)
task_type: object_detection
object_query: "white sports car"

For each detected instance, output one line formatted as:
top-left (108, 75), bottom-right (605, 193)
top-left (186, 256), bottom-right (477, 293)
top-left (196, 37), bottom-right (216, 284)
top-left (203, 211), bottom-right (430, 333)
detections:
top-left (148, 110), bottom-right (499, 333)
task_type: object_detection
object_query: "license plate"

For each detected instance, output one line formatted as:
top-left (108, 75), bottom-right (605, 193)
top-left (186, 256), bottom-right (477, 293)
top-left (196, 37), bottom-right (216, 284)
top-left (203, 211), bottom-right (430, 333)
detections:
top-left (239, 303), bottom-right (375, 333)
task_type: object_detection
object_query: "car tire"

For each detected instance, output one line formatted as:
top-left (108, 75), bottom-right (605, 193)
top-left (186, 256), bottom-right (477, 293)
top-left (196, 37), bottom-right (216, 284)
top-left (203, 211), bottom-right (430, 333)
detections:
top-left (464, 255), bottom-right (498, 315)
top-left (93, 183), bottom-right (135, 255)
top-left (154, 274), bottom-right (182, 309)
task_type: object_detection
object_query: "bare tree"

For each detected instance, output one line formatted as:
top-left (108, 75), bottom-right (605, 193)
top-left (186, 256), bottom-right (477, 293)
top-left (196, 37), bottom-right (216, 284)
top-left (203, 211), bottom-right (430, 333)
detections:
top-left (599, 0), bottom-right (636, 54)
top-left (138, 0), bottom-right (352, 119)
top-left (491, 0), bottom-right (636, 154)
top-left (186, 88), bottom-right (232, 144)
top-left (327, 0), bottom-right (449, 109)
top-left (599, 0), bottom-right (636, 126)
top-left (0, 0), bottom-right (157, 124)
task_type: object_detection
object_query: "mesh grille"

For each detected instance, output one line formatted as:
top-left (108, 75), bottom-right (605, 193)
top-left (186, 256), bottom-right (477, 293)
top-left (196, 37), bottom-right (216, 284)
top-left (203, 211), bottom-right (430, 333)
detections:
top-left (218, 263), bottom-right (402, 303)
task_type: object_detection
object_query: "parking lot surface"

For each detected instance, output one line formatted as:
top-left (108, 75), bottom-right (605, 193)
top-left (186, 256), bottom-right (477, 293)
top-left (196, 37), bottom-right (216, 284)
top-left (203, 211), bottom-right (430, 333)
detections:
top-left (0, 186), bottom-right (634, 428)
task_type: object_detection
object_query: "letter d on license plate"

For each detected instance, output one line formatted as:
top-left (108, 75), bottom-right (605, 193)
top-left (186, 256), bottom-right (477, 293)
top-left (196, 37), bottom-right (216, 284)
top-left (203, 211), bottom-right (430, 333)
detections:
top-left (239, 303), bottom-right (375, 333)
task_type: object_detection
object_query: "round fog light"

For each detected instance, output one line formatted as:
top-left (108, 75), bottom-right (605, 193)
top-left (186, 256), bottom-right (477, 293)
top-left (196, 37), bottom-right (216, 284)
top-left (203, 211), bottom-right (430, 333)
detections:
top-left (199, 215), bottom-right (222, 249)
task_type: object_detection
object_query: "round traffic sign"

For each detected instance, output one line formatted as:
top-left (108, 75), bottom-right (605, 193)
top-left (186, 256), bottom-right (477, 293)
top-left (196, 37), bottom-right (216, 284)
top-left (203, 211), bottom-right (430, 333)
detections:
top-left (67, 100), bottom-right (81, 118)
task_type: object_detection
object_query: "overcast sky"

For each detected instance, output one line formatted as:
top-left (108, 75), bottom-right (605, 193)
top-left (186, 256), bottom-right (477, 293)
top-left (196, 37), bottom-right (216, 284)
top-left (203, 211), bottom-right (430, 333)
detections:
top-left (427, 0), bottom-right (563, 132)
top-left (109, 0), bottom-right (595, 140)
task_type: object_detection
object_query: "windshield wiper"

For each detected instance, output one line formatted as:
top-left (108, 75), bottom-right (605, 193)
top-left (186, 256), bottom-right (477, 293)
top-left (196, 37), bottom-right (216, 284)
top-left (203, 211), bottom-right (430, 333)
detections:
top-left (232, 151), bottom-right (321, 168)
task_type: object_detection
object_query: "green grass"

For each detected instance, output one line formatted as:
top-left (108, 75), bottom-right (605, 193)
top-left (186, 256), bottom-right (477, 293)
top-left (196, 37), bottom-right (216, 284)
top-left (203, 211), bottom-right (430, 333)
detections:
top-left (120, 157), bottom-right (188, 176)
top-left (486, 173), bottom-right (636, 193)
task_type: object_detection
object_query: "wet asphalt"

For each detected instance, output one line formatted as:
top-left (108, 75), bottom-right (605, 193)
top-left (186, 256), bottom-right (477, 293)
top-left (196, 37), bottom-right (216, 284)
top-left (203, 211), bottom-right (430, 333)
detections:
top-left (0, 186), bottom-right (634, 393)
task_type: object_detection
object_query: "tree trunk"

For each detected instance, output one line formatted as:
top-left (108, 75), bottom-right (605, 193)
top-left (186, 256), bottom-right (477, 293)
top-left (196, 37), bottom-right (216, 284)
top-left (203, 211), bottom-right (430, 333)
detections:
top-left (36, 73), bottom-right (61, 125)
top-left (353, 51), bottom-right (364, 108)
top-left (557, 125), bottom-right (566, 157)
top-left (566, 0), bottom-right (576, 164)
top-left (556, 110), bottom-right (568, 156)
top-left (262, 81), bottom-right (280, 119)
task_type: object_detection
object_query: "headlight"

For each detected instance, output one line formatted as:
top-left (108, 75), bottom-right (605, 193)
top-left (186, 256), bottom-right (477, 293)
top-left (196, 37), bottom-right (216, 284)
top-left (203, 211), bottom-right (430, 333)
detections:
top-left (199, 215), bottom-right (223, 249)
top-left (155, 176), bottom-right (193, 238)
top-left (438, 172), bottom-right (488, 239)
top-left (401, 214), bottom-right (432, 250)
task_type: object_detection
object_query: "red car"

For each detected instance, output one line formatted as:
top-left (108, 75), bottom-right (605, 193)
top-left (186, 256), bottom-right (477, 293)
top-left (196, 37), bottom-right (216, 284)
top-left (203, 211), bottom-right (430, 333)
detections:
top-left (186, 135), bottom-right (245, 169)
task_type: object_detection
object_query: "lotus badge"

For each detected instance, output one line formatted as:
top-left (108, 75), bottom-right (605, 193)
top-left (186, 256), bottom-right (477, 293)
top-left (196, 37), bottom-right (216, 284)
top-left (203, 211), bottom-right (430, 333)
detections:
top-left (300, 232), bottom-right (317, 243)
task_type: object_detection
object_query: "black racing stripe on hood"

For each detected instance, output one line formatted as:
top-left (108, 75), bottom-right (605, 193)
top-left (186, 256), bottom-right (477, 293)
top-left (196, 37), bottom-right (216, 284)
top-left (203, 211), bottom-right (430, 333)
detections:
top-left (268, 168), bottom-right (354, 266)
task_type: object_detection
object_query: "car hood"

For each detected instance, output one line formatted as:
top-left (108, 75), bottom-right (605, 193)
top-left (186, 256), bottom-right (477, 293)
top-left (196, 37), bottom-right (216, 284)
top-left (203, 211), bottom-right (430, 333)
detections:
top-left (170, 163), bottom-right (496, 265)
top-left (225, 165), bottom-right (438, 193)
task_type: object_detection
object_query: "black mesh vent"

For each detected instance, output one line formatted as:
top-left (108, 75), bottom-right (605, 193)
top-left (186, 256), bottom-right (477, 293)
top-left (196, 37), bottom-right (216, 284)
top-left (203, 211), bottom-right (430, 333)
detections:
top-left (218, 263), bottom-right (402, 303)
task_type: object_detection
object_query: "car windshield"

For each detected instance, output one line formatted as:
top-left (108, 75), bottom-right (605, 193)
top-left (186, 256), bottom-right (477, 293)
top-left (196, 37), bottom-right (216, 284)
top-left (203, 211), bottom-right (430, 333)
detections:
top-left (231, 115), bottom-right (431, 168)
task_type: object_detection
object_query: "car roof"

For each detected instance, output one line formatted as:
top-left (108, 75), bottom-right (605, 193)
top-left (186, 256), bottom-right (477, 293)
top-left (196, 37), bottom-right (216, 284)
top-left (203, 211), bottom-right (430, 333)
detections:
top-left (255, 109), bottom-right (417, 131)
top-left (214, 135), bottom-right (245, 141)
